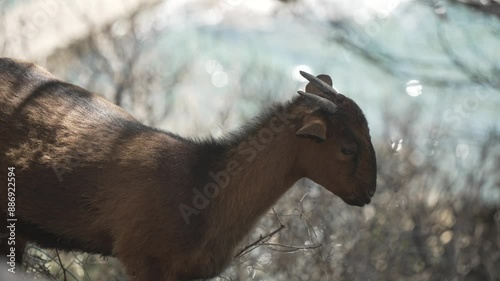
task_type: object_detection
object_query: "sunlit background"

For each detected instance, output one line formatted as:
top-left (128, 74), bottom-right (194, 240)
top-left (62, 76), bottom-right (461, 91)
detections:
top-left (1, 0), bottom-right (499, 280)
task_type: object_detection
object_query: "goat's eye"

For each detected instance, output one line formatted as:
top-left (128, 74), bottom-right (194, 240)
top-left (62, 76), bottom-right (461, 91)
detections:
top-left (341, 148), bottom-right (356, 156)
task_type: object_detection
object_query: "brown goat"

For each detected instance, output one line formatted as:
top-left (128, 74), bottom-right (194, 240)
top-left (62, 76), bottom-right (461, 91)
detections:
top-left (0, 58), bottom-right (376, 280)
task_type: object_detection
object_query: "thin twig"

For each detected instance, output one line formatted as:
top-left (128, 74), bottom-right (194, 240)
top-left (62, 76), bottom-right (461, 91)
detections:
top-left (234, 208), bottom-right (287, 258)
top-left (265, 242), bottom-right (322, 253)
top-left (55, 250), bottom-right (68, 281)
top-left (71, 252), bottom-right (94, 281)
top-left (294, 207), bottom-right (318, 239)
top-left (272, 208), bottom-right (284, 226)
top-left (234, 224), bottom-right (286, 258)
top-left (26, 246), bottom-right (80, 281)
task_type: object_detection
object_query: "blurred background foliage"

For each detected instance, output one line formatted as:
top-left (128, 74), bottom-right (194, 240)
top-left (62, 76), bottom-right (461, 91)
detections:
top-left (1, 0), bottom-right (499, 280)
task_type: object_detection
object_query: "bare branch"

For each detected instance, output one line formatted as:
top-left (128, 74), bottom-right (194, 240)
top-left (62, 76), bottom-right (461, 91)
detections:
top-left (55, 250), bottom-right (68, 281)
top-left (234, 224), bottom-right (286, 259)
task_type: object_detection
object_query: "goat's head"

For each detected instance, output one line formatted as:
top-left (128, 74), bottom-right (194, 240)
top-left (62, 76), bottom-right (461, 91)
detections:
top-left (294, 71), bottom-right (376, 206)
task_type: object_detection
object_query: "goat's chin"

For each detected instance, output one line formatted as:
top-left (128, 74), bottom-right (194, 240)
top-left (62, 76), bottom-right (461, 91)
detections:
top-left (341, 197), bottom-right (366, 207)
top-left (340, 193), bottom-right (371, 207)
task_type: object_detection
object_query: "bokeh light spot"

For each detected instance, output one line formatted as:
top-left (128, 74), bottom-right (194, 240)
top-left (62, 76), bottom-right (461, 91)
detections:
top-left (212, 71), bottom-right (228, 88)
top-left (406, 80), bottom-right (422, 97)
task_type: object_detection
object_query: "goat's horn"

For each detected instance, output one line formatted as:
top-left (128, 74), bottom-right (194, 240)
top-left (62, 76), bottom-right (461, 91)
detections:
top-left (300, 71), bottom-right (340, 95)
top-left (297, 90), bottom-right (338, 114)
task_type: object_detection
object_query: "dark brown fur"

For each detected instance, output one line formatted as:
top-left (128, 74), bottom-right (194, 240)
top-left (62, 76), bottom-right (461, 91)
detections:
top-left (0, 58), bottom-right (376, 281)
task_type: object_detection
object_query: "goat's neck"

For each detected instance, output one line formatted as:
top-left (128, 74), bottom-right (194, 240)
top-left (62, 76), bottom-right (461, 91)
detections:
top-left (204, 105), bottom-right (302, 251)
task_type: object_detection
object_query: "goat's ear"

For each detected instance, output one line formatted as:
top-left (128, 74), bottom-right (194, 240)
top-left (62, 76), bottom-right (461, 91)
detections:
top-left (296, 115), bottom-right (327, 141)
top-left (305, 74), bottom-right (333, 95)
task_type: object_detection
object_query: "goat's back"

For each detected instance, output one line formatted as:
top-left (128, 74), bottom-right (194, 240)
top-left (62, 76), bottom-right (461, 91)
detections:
top-left (0, 58), bottom-right (177, 255)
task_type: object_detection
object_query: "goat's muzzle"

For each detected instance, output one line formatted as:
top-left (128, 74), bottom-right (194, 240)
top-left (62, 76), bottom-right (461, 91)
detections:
top-left (342, 181), bottom-right (376, 207)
